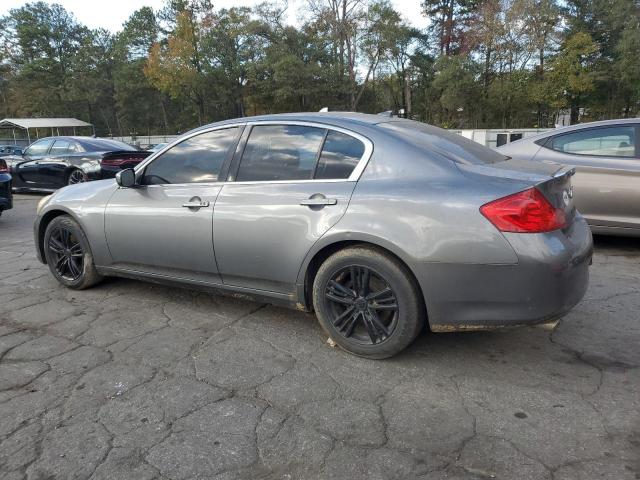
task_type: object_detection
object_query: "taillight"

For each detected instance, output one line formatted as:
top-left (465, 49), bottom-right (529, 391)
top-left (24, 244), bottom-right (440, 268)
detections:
top-left (101, 157), bottom-right (143, 167)
top-left (0, 159), bottom-right (8, 174)
top-left (480, 187), bottom-right (566, 233)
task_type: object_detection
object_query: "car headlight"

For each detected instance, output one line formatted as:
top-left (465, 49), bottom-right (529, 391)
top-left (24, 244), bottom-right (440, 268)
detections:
top-left (37, 194), bottom-right (52, 214)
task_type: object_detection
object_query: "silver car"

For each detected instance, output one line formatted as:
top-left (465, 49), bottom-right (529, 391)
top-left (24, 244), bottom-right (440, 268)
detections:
top-left (497, 119), bottom-right (640, 237)
top-left (34, 113), bottom-right (593, 358)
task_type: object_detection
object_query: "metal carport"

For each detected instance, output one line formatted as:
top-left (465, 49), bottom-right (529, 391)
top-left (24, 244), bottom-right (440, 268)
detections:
top-left (0, 118), bottom-right (95, 146)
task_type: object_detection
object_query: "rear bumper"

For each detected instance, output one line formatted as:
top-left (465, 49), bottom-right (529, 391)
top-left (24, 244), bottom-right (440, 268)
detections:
top-left (0, 175), bottom-right (12, 211)
top-left (418, 215), bottom-right (593, 331)
top-left (99, 166), bottom-right (121, 179)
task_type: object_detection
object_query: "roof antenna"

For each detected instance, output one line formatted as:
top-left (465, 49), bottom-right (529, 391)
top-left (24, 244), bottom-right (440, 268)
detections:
top-left (319, 107), bottom-right (329, 112)
top-left (377, 110), bottom-right (393, 117)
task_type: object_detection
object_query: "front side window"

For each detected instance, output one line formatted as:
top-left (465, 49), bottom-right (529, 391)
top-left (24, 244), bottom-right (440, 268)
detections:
top-left (549, 126), bottom-right (636, 158)
top-left (50, 140), bottom-right (71, 155)
top-left (142, 127), bottom-right (239, 185)
top-left (24, 139), bottom-right (53, 156)
top-left (236, 125), bottom-right (325, 182)
top-left (315, 131), bottom-right (365, 180)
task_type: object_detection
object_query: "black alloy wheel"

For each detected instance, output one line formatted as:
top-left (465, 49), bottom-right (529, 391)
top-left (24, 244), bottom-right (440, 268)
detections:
top-left (43, 215), bottom-right (102, 289)
top-left (47, 226), bottom-right (84, 281)
top-left (68, 169), bottom-right (87, 185)
top-left (313, 246), bottom-right (424, 359)
top-left (324, 265), bottom-right (398, 345)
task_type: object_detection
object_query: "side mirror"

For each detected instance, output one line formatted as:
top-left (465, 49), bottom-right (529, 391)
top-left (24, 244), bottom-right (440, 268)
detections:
top-left (115, 168), bottom-right (137, 188)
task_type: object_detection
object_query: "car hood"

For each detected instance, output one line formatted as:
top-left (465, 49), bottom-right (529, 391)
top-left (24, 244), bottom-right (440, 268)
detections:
top-left (3, 154), bottom-right (26, 168)
top-left (40, 179), bottom-right (118, 214)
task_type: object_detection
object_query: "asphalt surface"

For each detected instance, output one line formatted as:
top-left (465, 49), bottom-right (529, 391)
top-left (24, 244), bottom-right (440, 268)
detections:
top-left (0, 193), bottom-right (638, 480)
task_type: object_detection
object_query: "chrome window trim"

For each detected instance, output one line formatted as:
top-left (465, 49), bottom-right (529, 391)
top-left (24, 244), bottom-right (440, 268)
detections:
top-left (134, 124), bottom-right (245, 179)
top-left (133, 120), bottom-right (374, 185)
top-left (137, 178), bottom-right (355, 189)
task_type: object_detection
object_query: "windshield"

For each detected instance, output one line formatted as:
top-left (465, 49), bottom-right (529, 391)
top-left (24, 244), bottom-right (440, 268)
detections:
top-left (380, 120), bottom-right (508, 165)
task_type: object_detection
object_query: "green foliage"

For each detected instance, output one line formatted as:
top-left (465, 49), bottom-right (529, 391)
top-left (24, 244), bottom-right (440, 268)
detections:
top-left (544, 32), bottom-right (598, 109)
top-left (0, 0), bottom-right (638, 134)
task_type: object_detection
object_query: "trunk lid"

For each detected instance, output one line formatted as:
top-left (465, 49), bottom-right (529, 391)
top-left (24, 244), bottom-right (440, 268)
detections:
top-left (457, 158), bottom-right (577, 226)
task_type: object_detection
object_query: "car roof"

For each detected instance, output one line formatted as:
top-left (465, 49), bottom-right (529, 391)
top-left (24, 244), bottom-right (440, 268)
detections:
top-left (193, 112), bottom-right (393, 132)
top-left (28, 136), bottom-right (135, 150)
top-left (508, 118), bottom-right (640, 145)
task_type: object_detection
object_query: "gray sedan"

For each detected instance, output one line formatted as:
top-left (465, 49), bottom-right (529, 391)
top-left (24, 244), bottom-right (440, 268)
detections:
top-left (497, 119), bottom-right (640, 237)
top-left (34, 113), bottom-right (592, 358)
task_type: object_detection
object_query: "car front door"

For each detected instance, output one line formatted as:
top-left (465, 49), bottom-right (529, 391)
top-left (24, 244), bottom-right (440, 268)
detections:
top-left (104, 126), bottom-right (243, 283)
top-left (213, 123), bottom-right (371, 294)
top-left (14, 139), bottom-right (54, 188)
top-left (38, 139), bottom-right (72, 188)
top-left (536, 124), bottom-right (640, 229)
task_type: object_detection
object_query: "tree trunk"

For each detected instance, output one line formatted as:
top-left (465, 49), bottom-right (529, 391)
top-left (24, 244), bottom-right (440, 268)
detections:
top-left (536, 42), bottom-right (545, 127)
top-left (570, 104), bottom-right (580, 125)
top-left (444, 0), bottom-right (455, 55)
top-left (404, 70), bottom-right (412, 118)
top-left (483, 47), bottom-right (492, 97)
top-left (159, 94), bottom-right (169, 135)
top-left (353, 52), bottom-right (380, 111)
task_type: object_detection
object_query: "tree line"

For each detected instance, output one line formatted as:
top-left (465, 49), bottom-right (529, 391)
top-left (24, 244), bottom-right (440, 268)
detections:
top-left (0, 0), bottom-right (638, 137)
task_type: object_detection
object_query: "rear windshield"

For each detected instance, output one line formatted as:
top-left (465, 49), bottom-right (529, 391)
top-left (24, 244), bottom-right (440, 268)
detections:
top-left (379, 120), bottom-right (508, 165)
top-left (78, 139), bottom-right (137, 152)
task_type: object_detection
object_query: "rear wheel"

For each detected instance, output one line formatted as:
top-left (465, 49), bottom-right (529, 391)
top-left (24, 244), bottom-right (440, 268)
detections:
top-left (312, 247), bottom-right (424, 359)
top-left (44, 215), bottom-right (102, 289)
top-left (67, 169), bottom-right (87, 185)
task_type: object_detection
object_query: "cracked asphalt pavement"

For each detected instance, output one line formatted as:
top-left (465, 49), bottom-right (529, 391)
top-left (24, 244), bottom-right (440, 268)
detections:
top-left (1, 193), bottom-right (639, 480)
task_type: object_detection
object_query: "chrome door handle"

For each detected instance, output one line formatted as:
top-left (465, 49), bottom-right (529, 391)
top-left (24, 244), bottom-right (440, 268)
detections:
top-left (300, 198), bottom-right (337, 206)
top-left (182, 200), bottom-right (210, 208)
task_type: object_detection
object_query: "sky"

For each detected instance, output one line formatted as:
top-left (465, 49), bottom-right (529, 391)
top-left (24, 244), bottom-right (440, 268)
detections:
top-left (0, 0), bottom-right (428, 31)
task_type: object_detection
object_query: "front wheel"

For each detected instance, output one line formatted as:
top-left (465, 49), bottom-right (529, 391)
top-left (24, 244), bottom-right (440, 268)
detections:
top-left (43, 215), bottom-right (102, 289)
top-left (312, 246), bottom-right (425, 359)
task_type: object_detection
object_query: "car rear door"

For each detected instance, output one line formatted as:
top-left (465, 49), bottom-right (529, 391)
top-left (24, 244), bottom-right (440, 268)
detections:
top-left (104, 126), bottom-right (242, 283)
top-left (534, 124), bottom-right (640, 228)
top-left (213, 122), bottom-right (371, 294)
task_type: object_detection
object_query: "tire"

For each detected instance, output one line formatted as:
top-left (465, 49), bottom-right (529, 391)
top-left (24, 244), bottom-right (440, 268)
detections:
top-left (43, 215), bottom-right (103, 289)
top-left (312, 246), bottom-right (425, 359)
top-left (67, 168), bottom-right (88, 185)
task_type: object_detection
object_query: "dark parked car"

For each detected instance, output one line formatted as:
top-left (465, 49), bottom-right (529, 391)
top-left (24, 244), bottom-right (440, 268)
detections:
top-left (0, 158), bottom-right (12, 218)
top-left (4, 136), bottom-right (151, 192)
top-left (0, 145), bottom-right (23, 157)
top-left (35, 113), bottom-right (592, 358)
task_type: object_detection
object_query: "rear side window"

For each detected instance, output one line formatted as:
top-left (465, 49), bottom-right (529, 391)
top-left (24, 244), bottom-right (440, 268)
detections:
top-left (548, 126), bottom-right (636, 157)
top-left (50, 140), bottom-right (71, 155)
top-left (237, 125), bottom-right (325, 182)
top-left (315, 131), bottom-right (365, 179)
top-left (143, 127), bottom-right (239, 185)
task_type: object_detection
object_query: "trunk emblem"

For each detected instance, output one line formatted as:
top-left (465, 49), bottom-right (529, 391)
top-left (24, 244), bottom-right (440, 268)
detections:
top-left (563, 187), bottom-right (574, 205)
